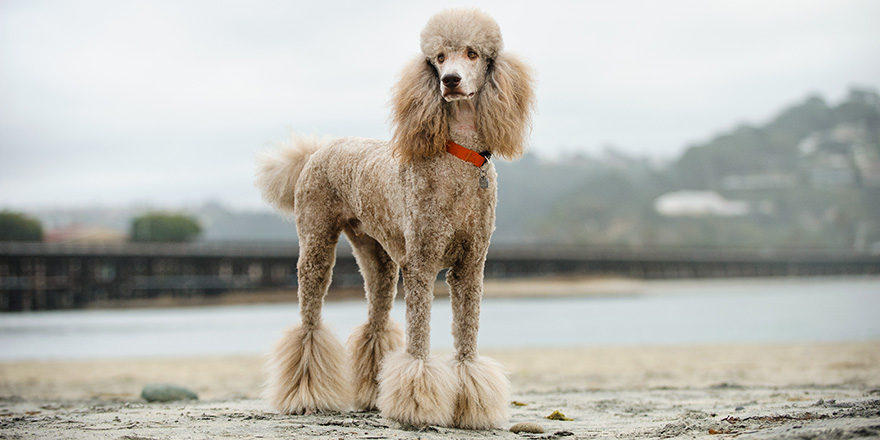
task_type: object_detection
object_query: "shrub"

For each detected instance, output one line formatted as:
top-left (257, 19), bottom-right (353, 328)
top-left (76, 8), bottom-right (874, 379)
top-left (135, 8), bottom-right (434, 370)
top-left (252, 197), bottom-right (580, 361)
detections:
top-left (130, 213), bottom-right (202, 242)
top-left (0, 211), bottom-right (44, 241)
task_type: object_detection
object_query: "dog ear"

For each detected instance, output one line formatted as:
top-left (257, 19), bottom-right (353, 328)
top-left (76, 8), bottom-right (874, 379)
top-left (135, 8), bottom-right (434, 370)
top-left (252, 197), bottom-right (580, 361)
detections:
top-left (476, 53), bottom-right (536, 160)
top-left (390, 56), bottom-right (448, 163)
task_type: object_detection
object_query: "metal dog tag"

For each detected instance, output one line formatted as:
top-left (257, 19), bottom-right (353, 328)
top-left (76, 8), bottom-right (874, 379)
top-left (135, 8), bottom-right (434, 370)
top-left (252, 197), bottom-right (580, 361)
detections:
top-left (479, 171), bottom-right (489, 189)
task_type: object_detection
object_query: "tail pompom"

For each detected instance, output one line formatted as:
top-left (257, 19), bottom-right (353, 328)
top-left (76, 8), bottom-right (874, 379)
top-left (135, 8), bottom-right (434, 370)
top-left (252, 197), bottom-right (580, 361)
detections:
top-left (255, 134), bottom-right (326, 214)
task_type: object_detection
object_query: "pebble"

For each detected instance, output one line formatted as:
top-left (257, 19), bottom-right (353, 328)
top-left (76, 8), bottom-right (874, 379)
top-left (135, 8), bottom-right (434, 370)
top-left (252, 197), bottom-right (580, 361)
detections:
top-left (509, 422), bottom-right (545, 434)
top-left (141, 384), bottom-right (198, 402)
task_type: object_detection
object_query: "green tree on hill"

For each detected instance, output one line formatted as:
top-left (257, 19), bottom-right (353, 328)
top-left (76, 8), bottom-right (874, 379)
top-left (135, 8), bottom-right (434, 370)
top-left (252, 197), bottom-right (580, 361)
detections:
top-left (0, 211), bottom-right (44, 241)
top-left (130, 213), bottom-right (202, 242)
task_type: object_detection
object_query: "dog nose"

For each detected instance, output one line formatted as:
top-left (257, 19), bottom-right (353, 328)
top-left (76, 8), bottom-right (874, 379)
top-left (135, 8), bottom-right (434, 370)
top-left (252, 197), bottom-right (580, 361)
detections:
top-left (442, 74), bottom-right (461, 88)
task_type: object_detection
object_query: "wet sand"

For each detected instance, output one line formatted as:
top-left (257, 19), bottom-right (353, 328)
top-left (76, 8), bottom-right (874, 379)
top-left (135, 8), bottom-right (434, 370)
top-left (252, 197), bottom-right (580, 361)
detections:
top-left (2, 342), bottom-right (879, 439)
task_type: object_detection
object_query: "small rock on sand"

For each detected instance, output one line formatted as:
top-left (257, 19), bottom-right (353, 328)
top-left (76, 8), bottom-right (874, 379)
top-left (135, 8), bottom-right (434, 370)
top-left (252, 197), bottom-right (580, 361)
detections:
top-left (510, 422), bottom-right (545, 433)
top-left (141, 384), bottom-right (198, 402)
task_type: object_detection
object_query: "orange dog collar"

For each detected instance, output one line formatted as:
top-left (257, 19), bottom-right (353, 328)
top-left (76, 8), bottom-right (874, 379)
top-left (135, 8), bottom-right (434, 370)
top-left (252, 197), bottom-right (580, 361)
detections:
top-left (446, 140), bottom-right (490, 168)
top-left (446, 140), bottom-right (491, 189)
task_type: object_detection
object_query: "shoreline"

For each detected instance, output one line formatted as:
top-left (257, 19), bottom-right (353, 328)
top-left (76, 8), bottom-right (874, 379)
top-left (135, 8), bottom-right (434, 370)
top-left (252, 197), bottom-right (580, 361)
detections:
top-left (74, 274), bottom-right (880, 310)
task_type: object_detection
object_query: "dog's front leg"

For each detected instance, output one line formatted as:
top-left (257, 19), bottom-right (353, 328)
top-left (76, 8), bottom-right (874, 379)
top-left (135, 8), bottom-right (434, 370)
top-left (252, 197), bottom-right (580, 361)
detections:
top-left (446, 253), bottom-right (511, 429)
top-left (375, 262), bottom-right (458, 428)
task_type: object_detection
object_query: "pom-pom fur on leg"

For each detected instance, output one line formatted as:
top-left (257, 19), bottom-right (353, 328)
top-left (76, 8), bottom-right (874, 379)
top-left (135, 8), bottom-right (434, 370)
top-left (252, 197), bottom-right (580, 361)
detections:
top-left (377, 349), bottom-right (458, 427)
top-left (449, 355), bottom-right (511, 429)
top-left (347, 319), bottom-right (404, 411)
top-left (266, 323), bottom-right (352, 414)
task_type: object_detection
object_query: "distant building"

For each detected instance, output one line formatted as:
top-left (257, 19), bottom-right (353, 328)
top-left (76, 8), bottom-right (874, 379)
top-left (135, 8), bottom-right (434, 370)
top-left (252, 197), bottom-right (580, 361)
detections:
top-left (45, 225), bottom-right (127, 244)
top-left (721, 173), bottom-right (795, 190)
top-left (798, 121), bottom-right (880, 187)
top-left (654, 191), bottom-right (750, 217)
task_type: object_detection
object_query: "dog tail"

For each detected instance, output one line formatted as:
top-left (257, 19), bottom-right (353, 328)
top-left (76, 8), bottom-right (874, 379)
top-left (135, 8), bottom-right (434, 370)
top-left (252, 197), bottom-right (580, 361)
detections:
top-left (255, 133), bottom-right (326, 214)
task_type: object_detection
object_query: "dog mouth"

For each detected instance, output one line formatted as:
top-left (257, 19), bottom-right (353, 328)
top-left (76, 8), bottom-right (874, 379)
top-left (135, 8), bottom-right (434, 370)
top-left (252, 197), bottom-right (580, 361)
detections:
top-left (443, 91), bottom-right (475, 102)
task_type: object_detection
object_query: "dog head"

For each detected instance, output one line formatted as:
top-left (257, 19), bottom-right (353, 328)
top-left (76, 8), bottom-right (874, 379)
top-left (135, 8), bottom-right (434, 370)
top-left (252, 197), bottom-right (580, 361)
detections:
top-left (419, 8), bottom-right (502, 102)
top-left (390, 8), bottom-right (535, 163)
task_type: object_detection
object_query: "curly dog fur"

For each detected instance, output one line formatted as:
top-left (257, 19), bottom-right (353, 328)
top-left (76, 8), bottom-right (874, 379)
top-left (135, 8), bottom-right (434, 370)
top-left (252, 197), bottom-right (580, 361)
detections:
top-left (257, 8), bottom-right (535, 429)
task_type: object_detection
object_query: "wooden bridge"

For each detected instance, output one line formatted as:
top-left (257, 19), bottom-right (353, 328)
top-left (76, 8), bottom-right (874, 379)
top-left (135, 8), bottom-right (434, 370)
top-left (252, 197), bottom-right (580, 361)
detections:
top-left (1, 242), bottom-right (878, 311)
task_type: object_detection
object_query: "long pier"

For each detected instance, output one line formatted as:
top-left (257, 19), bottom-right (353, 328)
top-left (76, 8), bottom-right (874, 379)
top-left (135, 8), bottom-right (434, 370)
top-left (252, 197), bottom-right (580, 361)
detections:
top-left (1, 242), bottom-right (878, 311)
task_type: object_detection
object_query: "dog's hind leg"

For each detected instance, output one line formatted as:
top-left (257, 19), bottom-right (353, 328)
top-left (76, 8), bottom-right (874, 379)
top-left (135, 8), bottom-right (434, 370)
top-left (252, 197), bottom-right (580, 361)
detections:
top-left (376, 260), bottom-right (458, 427)
top-left (266, 224), bottom-right (353, 414)
top-left (446, 255), bottom-right (511, 429)
top-left (344, 230), bottom-right (404, 410)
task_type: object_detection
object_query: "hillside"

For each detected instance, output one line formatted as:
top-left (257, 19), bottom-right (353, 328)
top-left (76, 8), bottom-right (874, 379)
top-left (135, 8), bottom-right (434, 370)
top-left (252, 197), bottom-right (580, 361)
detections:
top-left (495, 88), bottom-right (880, 251)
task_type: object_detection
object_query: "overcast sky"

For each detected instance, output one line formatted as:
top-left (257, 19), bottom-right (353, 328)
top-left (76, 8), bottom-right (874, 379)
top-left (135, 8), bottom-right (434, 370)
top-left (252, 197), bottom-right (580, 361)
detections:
top-left (1, 0), bottom-right (878, 210)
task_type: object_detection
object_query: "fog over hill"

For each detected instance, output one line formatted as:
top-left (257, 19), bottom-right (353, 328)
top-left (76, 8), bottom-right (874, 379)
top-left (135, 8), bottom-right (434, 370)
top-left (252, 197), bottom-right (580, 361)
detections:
top-left (22, 89), bottom-right (880, 252)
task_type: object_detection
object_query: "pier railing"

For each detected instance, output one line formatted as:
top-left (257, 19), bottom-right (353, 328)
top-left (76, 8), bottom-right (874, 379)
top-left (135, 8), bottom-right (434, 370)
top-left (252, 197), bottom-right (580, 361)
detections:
top-left (1, 242), bottom-right (877, 311)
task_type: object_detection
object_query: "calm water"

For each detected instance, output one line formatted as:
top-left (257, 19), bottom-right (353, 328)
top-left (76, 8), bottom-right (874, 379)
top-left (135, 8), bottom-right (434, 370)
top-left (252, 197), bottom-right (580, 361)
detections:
top-left (1, 277), bottom-right (878, 361)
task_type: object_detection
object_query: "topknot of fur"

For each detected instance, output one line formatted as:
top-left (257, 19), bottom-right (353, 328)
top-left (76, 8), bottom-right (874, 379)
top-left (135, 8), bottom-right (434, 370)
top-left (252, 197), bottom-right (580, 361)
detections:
top-left (420, 8), bottom-right (503, 61)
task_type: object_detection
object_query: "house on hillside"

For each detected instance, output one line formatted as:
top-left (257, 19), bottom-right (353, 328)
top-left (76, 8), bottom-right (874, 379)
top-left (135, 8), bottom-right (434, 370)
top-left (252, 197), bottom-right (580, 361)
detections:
top-left (798, 122), bottom-right (880, 187)
top-left (653, 191), bottom-right (750, 217)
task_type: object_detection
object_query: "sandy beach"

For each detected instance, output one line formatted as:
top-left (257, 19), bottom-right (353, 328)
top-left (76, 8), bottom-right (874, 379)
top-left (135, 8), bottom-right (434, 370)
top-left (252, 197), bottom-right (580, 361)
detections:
top-left (2, 342), bottom-right (879, 439)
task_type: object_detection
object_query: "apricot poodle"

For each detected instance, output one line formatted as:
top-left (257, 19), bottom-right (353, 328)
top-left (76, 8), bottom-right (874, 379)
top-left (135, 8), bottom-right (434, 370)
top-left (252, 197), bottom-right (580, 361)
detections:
top-left (256, 8), bottom-right (535, 429)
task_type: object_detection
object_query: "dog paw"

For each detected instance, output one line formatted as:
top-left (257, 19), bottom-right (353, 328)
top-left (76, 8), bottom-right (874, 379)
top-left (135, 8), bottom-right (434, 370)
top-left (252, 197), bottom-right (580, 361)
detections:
top-left (347, 319), bottom-right (404, 410)
top-left (376, 349), bottom-right (457, 427)
top-left (449, 355), bottom-right (511, 429)
top-left (265, 323), bottom-right (353, 414)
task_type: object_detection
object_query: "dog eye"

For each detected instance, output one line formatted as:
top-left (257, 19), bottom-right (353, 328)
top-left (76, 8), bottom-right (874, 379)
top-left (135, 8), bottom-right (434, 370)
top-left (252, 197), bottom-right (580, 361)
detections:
top-left (437, 54), bottom-right (445, 64)
top-left (467, 50), bottom-right (478, 60)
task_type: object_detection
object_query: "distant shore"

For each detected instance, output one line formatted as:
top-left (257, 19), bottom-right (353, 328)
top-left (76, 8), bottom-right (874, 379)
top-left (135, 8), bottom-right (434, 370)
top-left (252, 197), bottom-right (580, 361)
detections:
top-left (80, 274), bottom-right (880, 310)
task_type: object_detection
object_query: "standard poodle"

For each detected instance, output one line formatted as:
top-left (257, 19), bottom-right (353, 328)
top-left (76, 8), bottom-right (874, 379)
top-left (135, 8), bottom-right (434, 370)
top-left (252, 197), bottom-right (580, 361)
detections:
top-left (255, 8), bottom-right (535, 430)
